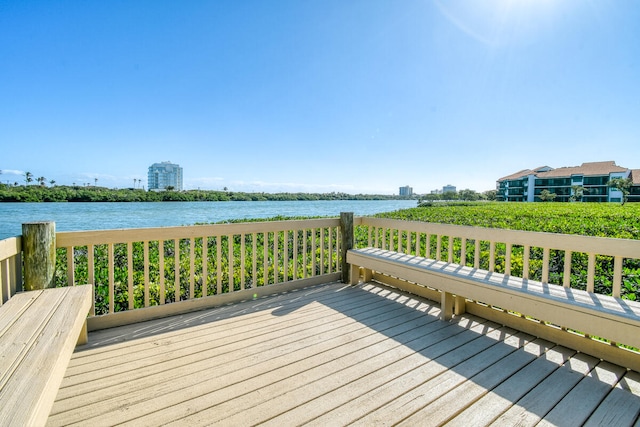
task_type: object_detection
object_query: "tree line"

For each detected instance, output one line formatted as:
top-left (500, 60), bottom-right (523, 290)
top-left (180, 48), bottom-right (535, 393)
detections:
top-left (0, 183), bottom-right (419, 203)
top-left (418, 189), bottom-right (497, 204)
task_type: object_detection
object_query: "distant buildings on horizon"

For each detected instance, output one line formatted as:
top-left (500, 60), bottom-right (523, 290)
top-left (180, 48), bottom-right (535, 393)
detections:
top-left (399, 185), bottom-right (461, 196)
top-left (429, 185), bottom-right (457, 195)
top-left (148, 161), bottom-right (183, 191)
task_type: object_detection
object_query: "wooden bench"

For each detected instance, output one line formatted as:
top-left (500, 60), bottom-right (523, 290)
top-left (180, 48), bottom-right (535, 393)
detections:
top-left (0, 285), bottom-right (92, 426)
top-left (347, 247), bottom-right (640, 352)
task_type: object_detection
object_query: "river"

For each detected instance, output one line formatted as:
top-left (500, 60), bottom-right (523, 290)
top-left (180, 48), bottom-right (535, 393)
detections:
top-left (0, 200), bottom-right (417, 239)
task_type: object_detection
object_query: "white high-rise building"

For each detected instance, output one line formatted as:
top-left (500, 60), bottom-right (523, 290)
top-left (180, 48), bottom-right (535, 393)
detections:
top-left (399, 185), bottom-right (413, 196)
top-left (148, 161), bottom-right (183, 191)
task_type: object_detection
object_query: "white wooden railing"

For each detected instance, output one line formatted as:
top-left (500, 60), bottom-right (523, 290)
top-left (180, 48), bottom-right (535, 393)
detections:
top-left (56, 218), bottom-right (345, 328)
top-left (2, 215), bottom-right (640, 337)
top-left (354, 217), bottom-right (640, 299)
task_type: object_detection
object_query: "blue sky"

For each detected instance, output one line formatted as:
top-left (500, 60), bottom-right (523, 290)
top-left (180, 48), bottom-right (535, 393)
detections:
top-left (1, 0), bottom-right (639, 194)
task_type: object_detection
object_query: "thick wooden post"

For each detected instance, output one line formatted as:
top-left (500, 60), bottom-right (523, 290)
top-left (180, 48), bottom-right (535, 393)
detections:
top-left (22, 221), bottom-right (56, 291)
top-left (340, 212), bottom-right (354, 283)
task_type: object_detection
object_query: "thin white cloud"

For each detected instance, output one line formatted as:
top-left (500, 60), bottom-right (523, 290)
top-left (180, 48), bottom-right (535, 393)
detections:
top-left (0, 169), bottom-right (25, 176)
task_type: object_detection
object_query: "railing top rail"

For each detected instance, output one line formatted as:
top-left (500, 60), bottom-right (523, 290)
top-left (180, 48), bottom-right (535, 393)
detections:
top-left (56, 217), bottom-right (341, 247)
top-left (357, 216), bottom-right (640, 259)
top-left (0, 236), bottom-right (21, 261)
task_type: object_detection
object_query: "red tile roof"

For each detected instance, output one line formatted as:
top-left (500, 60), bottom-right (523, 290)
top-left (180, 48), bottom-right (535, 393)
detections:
top-left (537, 161), bottom-right (627, 178)
top-left (497, 169), bottom-right (536, 181)
top-left (499, 161), bottom-right (631, 182)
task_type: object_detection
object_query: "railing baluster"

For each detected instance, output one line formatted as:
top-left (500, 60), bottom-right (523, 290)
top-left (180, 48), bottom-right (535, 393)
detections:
top-left (334, 227), bottom-right (342, 272)
top-left (436, 235), bottom-right (442, 261)
top-left (66, 247), bottom-right (74, 287)
top-left (263, 232), bottom-right (269, 284)
top-left (159, 240), bottom-right (165, 304)
top-left (613, 256), bottom-right (623, 298)
top-left (293, 230), bottom-right (298, 280)
top-left (283, 231), bottom-right (289, 281)
top-left (108, 243), bottom-right (114, 314)
top-left (228, 235), bottom-right (234, 291)
top-left (1, 258), bottom-right (8, 305)
top-left (367, 226), bottom-right (372, 247)
top-left (474, 240), bottom-right (480, 269)
top-left (415, 232), bottom-right (421, 257)
top-left (374, 227), bottom-right (379, 248)
top-left (273, 231), bottom-right (279, 284)
top-left (127, 242), bottom-right (134, 310)
top-left (563, 250), bottom-right (571, 288)
top-left (523, 245), bottom-right (530, 280)
top-left (542, 247), bottom-right (550, 284)
top-left (425, 234), bottom-right (431, 258)
top-left (88, 244), bottom-right (95, 315)
top-left (397, 229), bottom-right (402, 253)
top-left (302, 230), bottom-right (307, 279)
top-left (312, 228), bottom-right (317, 277)
top-left (144, 241), bottom-right (150, 307)
top-left (448, 236), bottom-right (454, 263)
top-left (241, 233), bottom-right (246, 289)
top-left (216, 236), bottom-right (222, 294)
top-left (489, 241), bottom-right (496, 272)
top-left (175, 238), bottom-right (181, 302)
top-left (328, 227), bottom-right (333, 274)
top-left (189, 238), bottom-right (195, 299)
top-left (320, 228), bottom-right (325, 276)
top-left (202, 237), bottom-right (208, 297)
top-left (587, 253), bottom-right (596, 292)
top-left (460, 238), bottom-right (467, 267)
top-left (252, 233), bottom-right (257, 287)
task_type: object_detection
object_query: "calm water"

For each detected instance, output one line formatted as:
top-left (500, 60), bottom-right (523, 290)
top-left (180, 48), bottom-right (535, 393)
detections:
top-left (0, 200), bottom-right (417, 240)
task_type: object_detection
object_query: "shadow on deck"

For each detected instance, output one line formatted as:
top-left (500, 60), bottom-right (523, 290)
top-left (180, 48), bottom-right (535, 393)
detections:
top-left (48, 281), bottom-right (640, 426)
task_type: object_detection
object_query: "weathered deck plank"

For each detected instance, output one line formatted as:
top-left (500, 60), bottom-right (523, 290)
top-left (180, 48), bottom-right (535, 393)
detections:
top-left (583, 370), bottom-right (640, 426)
top-left (490, 352), bottom-right (600, 426)
top-left (538, 361), bottom-right (627, 427)
top-left (47, 281), bottom-right (640, 426)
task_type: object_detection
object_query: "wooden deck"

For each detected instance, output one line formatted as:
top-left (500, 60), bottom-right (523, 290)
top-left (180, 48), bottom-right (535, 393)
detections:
top-left (47, 281), bottom-right (640, 426)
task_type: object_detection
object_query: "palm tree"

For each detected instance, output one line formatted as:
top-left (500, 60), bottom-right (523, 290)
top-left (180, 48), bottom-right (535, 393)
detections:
top-left (24, 171), bottom-right (33, 185)
top-left (37, 176), bottom-right (47, 186)
top-left (50, 179), bottom-right (56, 187)
top-left (94, 178), bottom-right (98, 187)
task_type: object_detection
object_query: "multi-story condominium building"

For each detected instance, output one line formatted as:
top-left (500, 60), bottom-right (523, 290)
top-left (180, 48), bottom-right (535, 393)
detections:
top-left (399, 185), bottom-right (413, 196)
top-left (148, 161), bottom-right (183, 191)
top-left (442, 185), bottom-right (457, 193)
top-left (632, 169), bottom-right (640, 202)
top-left (497, 161), bottom-right (639, 203)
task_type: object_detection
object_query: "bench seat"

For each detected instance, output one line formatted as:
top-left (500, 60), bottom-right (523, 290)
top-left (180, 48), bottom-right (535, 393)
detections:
top-left (347, 247), bottom-right (640, 351)
top-left (0, 285), bottom-right (92, 426)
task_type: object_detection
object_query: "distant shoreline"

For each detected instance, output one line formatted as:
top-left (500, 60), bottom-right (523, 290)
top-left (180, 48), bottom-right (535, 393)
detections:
top-left (0, 185), bottom-right (418, 203)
